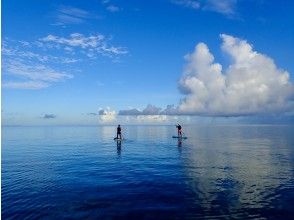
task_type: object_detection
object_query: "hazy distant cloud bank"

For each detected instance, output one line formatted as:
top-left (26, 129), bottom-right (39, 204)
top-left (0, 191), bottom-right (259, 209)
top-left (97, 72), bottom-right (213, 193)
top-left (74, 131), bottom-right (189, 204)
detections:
top-left (118, 104), bottom-right (178, 115)
top-left (116, 34), bottom-right (293, 117)
top-left (92, 107), bottom-right (180, 124)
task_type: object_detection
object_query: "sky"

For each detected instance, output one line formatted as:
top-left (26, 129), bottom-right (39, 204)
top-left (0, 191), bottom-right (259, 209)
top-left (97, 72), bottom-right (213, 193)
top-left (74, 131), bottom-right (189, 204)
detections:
top-left (2, 0), bottom-right (294, 125)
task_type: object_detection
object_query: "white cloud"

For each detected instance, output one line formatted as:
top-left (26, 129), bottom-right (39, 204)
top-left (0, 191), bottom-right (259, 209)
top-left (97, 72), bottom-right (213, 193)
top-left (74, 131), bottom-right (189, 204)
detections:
top-left (204, 0), bottom-right (236, 15)
top-left (18, 40), bottom-right (30, 47)
top-left (101, 0), bottom-right (110, 4)
top-left (2, 41), bottom-right (80, 64)
top-left (58, 6), bottom-right (90, 19)
top-left (57, 14), bottom-right (84, 25)
top-left (2, 53), bottom-right (73, 89)
top-left (172, 0), bottom-right (200, 9)
top-left (2, 39), bottom-right (79, 89)
top-left (62, 58), bottom-right (79, 64)
top-left (179, 34), bottom-right (293, 116)
top-left (54, 6), bottom-right (93, 25)
top-left (109, 34), bottom-right (293, 117)
top-left (106, 5), bottom-right (120, 12)
top-left (2, 81), bottom-right (49, 89)
top-left (2, 31), bottom-right (126, 90)
top-left (40, 33), bottom-right (128, 57)
top-left (172, 0), bottom-right (237, 16)
top-left (41, 33), bottom-right (104, 48)
top-left (4, 59), bottom-right (72, 82)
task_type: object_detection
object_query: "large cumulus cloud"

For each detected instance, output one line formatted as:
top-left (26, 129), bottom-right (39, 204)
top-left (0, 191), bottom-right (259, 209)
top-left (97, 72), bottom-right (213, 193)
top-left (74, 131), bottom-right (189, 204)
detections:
top-left (112, 34), bottom-right (293, 117)
top-left (178, 34), bottom-right (293, 116)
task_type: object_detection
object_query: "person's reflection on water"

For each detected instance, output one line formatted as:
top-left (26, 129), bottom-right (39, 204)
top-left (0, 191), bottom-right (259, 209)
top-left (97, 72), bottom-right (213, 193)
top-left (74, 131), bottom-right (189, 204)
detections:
top-left (116, 140), bottom-right (122, 156)
top-left (177, 140), bottom-right (182, 154)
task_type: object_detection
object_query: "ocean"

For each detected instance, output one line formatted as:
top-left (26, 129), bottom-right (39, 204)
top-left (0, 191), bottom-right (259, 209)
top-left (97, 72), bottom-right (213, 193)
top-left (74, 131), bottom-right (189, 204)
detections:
top-left (2, 125), bottom-right (294, 219)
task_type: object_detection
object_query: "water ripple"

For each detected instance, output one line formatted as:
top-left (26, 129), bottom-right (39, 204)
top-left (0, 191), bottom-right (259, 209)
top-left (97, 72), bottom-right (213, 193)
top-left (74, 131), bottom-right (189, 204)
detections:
top-left (2, 125), bottom-right (294, 219)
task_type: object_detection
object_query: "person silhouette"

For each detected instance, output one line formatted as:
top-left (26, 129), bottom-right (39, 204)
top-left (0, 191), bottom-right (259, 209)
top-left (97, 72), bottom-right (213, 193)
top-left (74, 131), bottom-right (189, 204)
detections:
top-left (117, 124), bottom-right (122, 139)
top-left (176, 124), bottom-right (182, 137)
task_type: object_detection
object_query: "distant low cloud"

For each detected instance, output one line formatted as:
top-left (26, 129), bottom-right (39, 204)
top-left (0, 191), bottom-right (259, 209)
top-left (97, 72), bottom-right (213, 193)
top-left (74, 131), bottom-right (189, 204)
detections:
top-left (40, 33), bottom-right (128, 58)
top-left (142, 104), bottom-right (162, 115)
top-left (98, 108), bottom-right (117, 122)
top-left (118, 104), bottom-right (179, 116)
top-left (98, 107), bottom-right (175, 124)
top-left (172, 0), bottom-right (237, 16)
top-left (43, 114), bottom-right (56, 119)
top-left (119, 108), bottom-right (142, 115)
top-left (98, 109), bottom-right (106, 115)
top-left (161, 105), bottom-right (179, 115)
top-left (87, 112), bottom-right (98, 116)
top-left (98, 106), bottom-right (180, 124)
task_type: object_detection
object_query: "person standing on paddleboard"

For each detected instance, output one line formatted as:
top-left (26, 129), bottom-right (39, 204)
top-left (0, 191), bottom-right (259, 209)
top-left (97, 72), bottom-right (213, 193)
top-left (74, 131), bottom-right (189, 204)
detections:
top-left (176, 124), bottom-right (182, 137)
top-left (117, 125), bottom-right (122, 139)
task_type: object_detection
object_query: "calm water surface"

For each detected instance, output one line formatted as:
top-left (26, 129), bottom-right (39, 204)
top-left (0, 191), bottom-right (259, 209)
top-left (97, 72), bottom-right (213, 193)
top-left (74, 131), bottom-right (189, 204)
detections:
top-left (2, 125), bottom-right (294, 219)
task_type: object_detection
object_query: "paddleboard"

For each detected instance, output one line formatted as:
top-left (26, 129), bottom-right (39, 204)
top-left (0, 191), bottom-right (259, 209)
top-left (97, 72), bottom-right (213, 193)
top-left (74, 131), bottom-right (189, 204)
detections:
top-left (114, 137), bottom-right (124, 140)
top-left (172, 136), bottom-right (188, 139)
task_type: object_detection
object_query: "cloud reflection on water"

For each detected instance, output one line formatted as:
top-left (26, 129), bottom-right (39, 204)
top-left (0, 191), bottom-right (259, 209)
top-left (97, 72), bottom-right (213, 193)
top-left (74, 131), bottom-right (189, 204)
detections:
top-left (182, 125), bottom-right (293, 217)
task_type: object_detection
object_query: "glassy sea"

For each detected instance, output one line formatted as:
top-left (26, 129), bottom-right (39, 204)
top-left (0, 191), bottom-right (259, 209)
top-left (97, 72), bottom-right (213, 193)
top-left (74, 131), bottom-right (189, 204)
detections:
top-left (2, 125), bottom-right (294, 220)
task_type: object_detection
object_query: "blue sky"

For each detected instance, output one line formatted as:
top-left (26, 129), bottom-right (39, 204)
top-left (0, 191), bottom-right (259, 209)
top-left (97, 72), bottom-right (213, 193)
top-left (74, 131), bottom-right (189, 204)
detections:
top-left (2, 0), bottom-right (294, 125)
